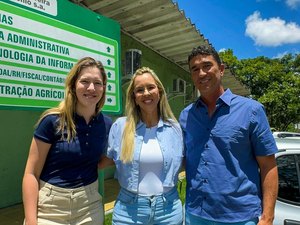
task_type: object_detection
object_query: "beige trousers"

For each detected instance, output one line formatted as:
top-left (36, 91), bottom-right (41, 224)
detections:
top-left (37, 180), bottom-right (104, 225)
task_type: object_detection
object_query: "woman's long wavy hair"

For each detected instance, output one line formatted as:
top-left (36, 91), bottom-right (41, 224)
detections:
top-left (120, 67), bottom-right (176, 163)
top-left (36, 57), bottom-right (107, 141)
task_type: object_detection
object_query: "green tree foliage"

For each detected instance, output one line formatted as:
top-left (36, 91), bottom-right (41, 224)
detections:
top-left (219, 49), bottom-right (239, 67)
top-left (220, 50), bottom-right (300, 131)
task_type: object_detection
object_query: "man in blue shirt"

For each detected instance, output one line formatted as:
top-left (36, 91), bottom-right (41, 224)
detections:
top-left (179, 45), bottom-right (278, 225)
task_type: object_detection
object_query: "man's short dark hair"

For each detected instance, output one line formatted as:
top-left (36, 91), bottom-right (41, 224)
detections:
top-left (188, 45), bottom-right (222, 66)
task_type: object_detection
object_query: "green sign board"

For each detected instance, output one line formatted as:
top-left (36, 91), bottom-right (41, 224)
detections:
top-left (0, 0), bottom-right (121, 114)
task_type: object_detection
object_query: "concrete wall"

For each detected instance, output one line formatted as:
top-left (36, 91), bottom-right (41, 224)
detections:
top-left (0, 32), bottom-right (193, 208)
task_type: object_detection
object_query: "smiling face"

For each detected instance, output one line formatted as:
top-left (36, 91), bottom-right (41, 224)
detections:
top-left (75, 66), bottom-right (104, 114)
top-left (133, 72), bottom-right (160, 117)
top-left (190, 54), bottom-right (225, 99)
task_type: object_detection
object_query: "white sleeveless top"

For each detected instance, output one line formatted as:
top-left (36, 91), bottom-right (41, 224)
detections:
top-left (138, 126), bottom-right (165, 196)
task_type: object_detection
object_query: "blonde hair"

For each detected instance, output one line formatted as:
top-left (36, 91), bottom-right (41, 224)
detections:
top-left (120, 67), bottom-right (176, 163)
top-left (36, 57), bottom-right (107, 141)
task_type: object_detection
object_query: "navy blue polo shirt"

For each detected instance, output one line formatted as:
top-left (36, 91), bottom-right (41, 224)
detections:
top-left (179, 89), bottom-right (278, 222)
top-left (34, 113), bottom-right (112, 188)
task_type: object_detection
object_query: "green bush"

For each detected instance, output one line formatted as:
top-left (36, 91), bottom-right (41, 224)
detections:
top-left (104, 212), bottom-right (112, 224)
top-left (177, 178), bottom-right (186, 204)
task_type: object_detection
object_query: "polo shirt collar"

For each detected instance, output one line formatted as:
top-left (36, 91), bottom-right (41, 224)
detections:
top-left (74, 112), bottom-right (102, 122)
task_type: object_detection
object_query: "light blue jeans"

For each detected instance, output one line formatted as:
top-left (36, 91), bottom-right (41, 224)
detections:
top-left (185, 211), bottom-right (258, 225)
top-left (112, 187), bottom-right (183, 225)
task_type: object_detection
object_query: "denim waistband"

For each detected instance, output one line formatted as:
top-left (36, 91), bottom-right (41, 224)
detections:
top-left (120, 186), bottom-right (178, 200)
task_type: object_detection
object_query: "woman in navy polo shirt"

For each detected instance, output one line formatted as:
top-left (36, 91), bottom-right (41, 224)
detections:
top-left (100, 67), bottom-right (184, 225)
top-left (22, 57), bottom-right (112, 225)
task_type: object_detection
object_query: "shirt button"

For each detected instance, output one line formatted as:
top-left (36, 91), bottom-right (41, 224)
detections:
top-left (86, 142), bottom-right (88, 145)
top-left (86, 133), bottom-right (89, 136)
top-left (89, 125), bottom-right (92, 128)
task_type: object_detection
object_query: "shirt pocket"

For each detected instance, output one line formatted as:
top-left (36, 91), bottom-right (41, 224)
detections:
top-left (212, 124), bottom-right (250, 151)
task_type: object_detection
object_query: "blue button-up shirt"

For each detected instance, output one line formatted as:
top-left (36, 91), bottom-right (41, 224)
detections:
top-left (179, 89), bottom-right (277, 222)
top-left (107, 117), bottom-right (184, 192)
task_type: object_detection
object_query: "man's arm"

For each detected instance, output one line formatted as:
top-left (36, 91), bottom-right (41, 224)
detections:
top-left (256, 155), bottom-right (278, 225)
